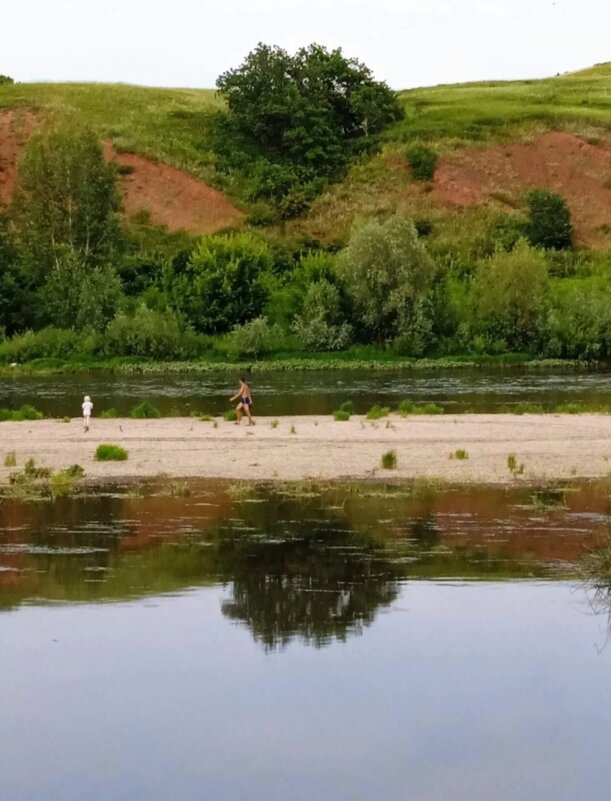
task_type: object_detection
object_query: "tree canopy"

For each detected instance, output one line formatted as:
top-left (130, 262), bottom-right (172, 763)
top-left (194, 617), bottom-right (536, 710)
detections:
top-left (339, 215), bottom-right (437, 351)
top-left (215, 43), bottom-right (404, 214)
top-left (13, 125), bottom-right (123, 280)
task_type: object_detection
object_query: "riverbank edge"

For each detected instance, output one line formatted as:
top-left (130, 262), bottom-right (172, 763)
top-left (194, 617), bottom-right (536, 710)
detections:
top-left (0, 355), bottom-right (595, 377)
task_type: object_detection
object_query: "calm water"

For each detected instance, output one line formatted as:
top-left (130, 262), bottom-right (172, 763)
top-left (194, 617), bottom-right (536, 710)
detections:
top-left (2, 480), bottom-right (611, 799)
top-left (1, 366), bottom-right (610, 417)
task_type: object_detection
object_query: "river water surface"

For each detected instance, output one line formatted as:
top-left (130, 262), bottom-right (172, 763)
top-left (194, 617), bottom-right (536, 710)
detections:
top-left (2, 479), bottom-right (611, 800)
top-left (1, 366), bottom-right (610, 417)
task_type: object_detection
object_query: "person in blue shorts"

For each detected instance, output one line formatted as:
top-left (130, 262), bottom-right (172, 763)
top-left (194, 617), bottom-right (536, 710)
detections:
top-left (230, 377), bottom-right (255, 426)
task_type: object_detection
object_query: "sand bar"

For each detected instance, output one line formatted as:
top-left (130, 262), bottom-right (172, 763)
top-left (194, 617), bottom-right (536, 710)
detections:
top-left (1, 414), bottom-right (611, 486)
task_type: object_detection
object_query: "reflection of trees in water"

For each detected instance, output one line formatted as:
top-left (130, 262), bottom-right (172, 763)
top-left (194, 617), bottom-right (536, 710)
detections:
top-left (217, 522), bottom-right (399, 651)
top-left (581, 522), bottom-right (611, 647)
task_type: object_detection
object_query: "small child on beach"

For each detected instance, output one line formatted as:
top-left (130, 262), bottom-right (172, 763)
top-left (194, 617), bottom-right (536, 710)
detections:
top-left (82, 395), bottom-right (93, 432)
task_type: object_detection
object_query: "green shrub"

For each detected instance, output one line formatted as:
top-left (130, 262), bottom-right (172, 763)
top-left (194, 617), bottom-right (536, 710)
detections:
top-left (469, 240), bottom-right (549, 352)
top-left (339, 215), bottom-right (436, 351)
top-left (406, 144), bottom-right (438, 181)
top-left (555, 402), bottom-right (583, 414)
top-left (333, 409), bottom-right (351, 421)
top-left (100, 408), bottom-right (118, 419)
top-left (511, 402), bottom-right (545, 414)
top-left (130, 401), bottom-right (161, 419)
top-left (339, 401), bottom-right (354, 414)
top-left (95, 444), bottom-right (128, 461)
top-left (64, 464), bottom-right (86, 478)
top-left (105, 305), bottom-right (200, 360)
top-left (525, 189), bottom-right (573, 250)
top-left (228, 316), bottom-right (278, 359)
top-left (0, 75), bottom-right (14, 85)
top-left (398, 400), bottom-right (444, 416)
top-left (166, 232), bottom-right (271, 334)
top-left (4, 451), bottom-right (16, 467)
top-left (454, 449), bottom-right (469, 460)
top-left (224, 409), bottom-right (238, 421)
top-left (23, 458), bottom-right (51, 478)
top-left (292, 280), bottom-right (352, 352)
top-left (199, 414), bottom-right (214, 422)
top-left (0, 327), bottom-right (95, 363)
top-left (546, 279), bottom-right (611, 359)
top-left (381, 450), bottom-right (397, 469)
top-left (507, 453), bottom-right (525, 477)
top-left (366, 404), bottom-right (390, 420)
top-left (0, 404), bottom-right (44, 422)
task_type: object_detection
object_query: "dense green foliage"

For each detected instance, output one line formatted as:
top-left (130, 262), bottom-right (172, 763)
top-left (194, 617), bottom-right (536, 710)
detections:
top-left (2, 62), bottom-right (611, 365)
top-left (166, 233), bottom-right (271, 333)
top-left (406, 144), bottom-right (437, 181)
top-left (13, 125), bottom-right (123, 277)
top-left (214, 43), bottom-right (404, 215)
top-left (469, 241), bottom-right (549, 352)
top-left (525, 190), bottom-right (573, 250)
top-left (95, 444), bottom-right (128, 461)
top-left (339, 216), bottom-right (437, 352)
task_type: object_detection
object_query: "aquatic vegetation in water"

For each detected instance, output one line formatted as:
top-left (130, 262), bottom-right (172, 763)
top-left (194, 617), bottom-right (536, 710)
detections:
top-left (381, 450), bottom-right (397, 469)
top-left (158, 479), bottom-right (191, 497)
top-left (95, 444), bottom-right (128, 461)
top-left (3, 459), bottom-right (84, 500)
top-left (529, 485), bottom-right (568, 510)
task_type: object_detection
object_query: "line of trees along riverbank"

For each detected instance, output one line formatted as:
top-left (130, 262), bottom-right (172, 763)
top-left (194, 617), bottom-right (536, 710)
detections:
top-left (1, 45), bottom-right (611, 368)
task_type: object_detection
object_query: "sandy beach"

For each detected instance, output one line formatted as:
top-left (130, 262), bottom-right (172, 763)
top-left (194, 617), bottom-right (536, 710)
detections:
top-left (1, 413), bottom-right (611, 486)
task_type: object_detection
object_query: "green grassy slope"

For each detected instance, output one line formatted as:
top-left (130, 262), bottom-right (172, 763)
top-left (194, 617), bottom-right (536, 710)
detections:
top-left (2, 64), bottom-right (611, 240)
top-left (0, 82), bottom-right (222, 183)
top-left (394, 62), bottom-right (611, 144)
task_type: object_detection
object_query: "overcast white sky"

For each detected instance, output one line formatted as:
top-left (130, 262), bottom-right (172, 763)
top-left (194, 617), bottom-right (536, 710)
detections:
top-left (1, 0), bottom-right (610, 89)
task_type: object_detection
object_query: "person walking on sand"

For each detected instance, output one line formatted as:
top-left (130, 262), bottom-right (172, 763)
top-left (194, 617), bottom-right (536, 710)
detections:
top-left (82, 395), bottom-right (93, 432)
top-left (230, 377), bottom-right (255, 426)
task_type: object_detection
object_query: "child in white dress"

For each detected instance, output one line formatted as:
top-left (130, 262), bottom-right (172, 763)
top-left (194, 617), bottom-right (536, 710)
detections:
top-left (82, 395), bottom-right (93, 432)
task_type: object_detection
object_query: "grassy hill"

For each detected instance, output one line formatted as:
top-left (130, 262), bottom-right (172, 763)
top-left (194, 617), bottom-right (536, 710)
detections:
top-left (394, 62), bottom-right (611, 143)
top-left (2, 64), bottom-right (611, 250)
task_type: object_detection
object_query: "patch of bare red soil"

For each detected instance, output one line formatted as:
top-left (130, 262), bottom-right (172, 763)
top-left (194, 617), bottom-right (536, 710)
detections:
top-left (0, 110), bottom-right (243, 235)
top-left (0, 110), bottom-right (37, 201)
top-left (434, 131), bottom-right (611, 247)
top-left (103, 142), bottom-right (244, 234)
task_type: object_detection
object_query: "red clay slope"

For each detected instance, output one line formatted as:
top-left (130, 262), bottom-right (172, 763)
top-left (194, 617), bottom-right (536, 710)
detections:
top-left (433, 131), bottom-right (611, 247)
top-left (0, 110), bottom-right (244, 235)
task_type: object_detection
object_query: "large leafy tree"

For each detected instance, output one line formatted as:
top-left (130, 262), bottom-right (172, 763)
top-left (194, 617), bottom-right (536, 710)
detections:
top-left (215, 43), bottom-right (403, 213)
top-left (165, 233), bottom-right (271, 334)
top-left (0, 215), bottom-right (31, 334)
top-left (13, 125), bottom-right (123, 281)
top-left (339, 215), bottom-right (437, 351)
top-left (470, 240), bottom-right (549, 352)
